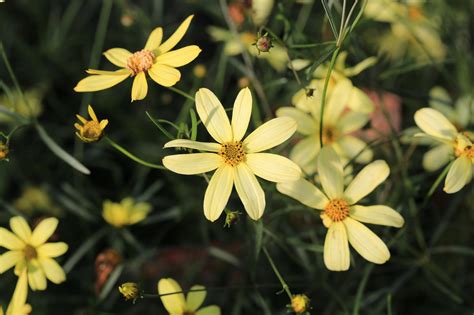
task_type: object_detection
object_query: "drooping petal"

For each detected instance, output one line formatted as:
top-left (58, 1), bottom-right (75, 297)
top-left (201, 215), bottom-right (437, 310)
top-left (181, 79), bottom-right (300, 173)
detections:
top-left (27, 261), bottom-right (47, 291)
top-left (131, 72), bottom-right (148, 101)
top-left (324, 79), bottom-right (353, 125)
top-left (350, 205), bottom-right (404, 228)
top-left (243, 117), bottom-right (297, 153)
top-left (144, 27), bottom-right (163, 51)
top-left (196, 305), bottom-right (221, 315)
top-left (158, 15), bottom-right (194, 54)
top-left (74, 70), bottom-right (131, 92)
top-left (103, 48), bottom-right (132, 68)
top-left (344, 217), bottom-right (390, 264)
top-left (289, 135), bottom-right (320, 170)
top-left (203, 166), bottom-right (234, 222)
top-left (422, 144), bottom-right (452, 172)
top-left (163, 153), bottom-right (221, 175)
top-left (164, 139), bottom-right (220, 152)
top-left (155, 45), bottom-right (201, 67)
top-left (0, 228), bottom-right (24, 250)
top-left (37, 242), bottom-right (68, 258)
top-left (195, 88), bottom-right (233, 143)
top-left (234, 163), bottom-right (265, 220)
top-left (276, 178), bottom-right (328, 210)
top-left (334, 136), bottom-right (373, 164)
top-left (186, 285), bottom-right (206, 311)
top-left (344, 160), bottom-right (389, 204)
top-left (246, 153), bottom-right (301, 182)
top-left (337, 112), bottom-right (370, 133)
top-left (317, 147), bottom-right (344, 199)
top-left (30, 218), bottom-right (58, 247)
top-left (38, 257), bottom-right (66, 284)
top-left (231, 87), bottom-right (252, 142)
top-left (8, 268), bottom-right (28, 314)
top-left (9, 217), bottom-right (32, 243)
top-left (276, 107), bottom-right (317, 135)
top-left (323, 222), bottom-right (350, 271)
top-left (444, 156), bottom-right (472, 193)
top-left (148, 63), bottom-right (181, 87)
top-left (414, 108), bottom-right (458, 141)
top-left (157, 278), bottom-right (186, 314)
top-left (0, 250), bottom-right (22, 273)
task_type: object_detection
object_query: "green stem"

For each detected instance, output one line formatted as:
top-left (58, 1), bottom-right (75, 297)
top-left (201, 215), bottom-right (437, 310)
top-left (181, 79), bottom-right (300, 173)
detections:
top-left (105, 136), bottom-right (166, 170)
top-left (262, 246), bottom-right (293, 301)
top-left (422, 161), bottom-right (453, 207)
top-left (167, 86), bottom-right (195, 102)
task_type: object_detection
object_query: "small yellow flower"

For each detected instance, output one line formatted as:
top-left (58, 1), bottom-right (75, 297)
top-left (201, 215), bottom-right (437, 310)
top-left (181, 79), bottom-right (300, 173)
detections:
top-left (0, 216), bottom-right (69, 291)
top-left (277, 147), bottom-right (404, 271)
top-left (414, 108), bottom-right (474, 193)
top-left (74, 15), bottom-right (201, 101)
top-left (14, 186), bottom-right (62, 216)
top-left (118, 282), bottom-right (141, 301)
top-left (74, 105), bottom-right (108, 143)
top-left (290, 294), bottom-right (310, 314)
top-left (193, 64), bottom-right (207, 78)
top-left (1, 269), bottom-right (32, 315)
top-left (158, 278), bottom-right (221, 315)
top-left (0, 141), bottom-right (9, 161)
top-left (0, 88), bottom-right (44, 122)
top-left (163, 88), bottom-right (301, 222)
top-left (102, 198), bottom-right (152, 228)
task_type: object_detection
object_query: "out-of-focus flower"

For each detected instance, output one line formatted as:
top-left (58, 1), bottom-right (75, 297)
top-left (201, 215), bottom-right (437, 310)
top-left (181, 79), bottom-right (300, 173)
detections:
top-left (361, 91), bottom-right (402, 140)
top-left (277, 79), bottom-right (373, 174)
top-left (74, 105), bottom-right (108, 143)
top-left (158, 278), bottom-right (221, 315)
top-left (278, 147), bottom-right (404, 271)
top-left (0, 141), bottom-right (9, 161)
top-left (290, 294), bottom-right (310, 314)
top-left (74, 15), bottom-right (201, 101)
top-left (428, 87), bottom-right (473, 129)
top-left (1, 269), bottom-right (32, 315)
top-left (365, 0), bottom-right (446, 61)
top-left (118, 282), bottom-right (140, 301)
top-left (254, 32), bottom-right (273, 54)
top-left (251, 0), bottom-right (274, 26)
top-left (227, 0), bottom-right (274, 26)
top-left (102, 198), bottom-right (152, 228)
top-left (193, 64), bottom-right (207, 79)
top-left (414, 108), bottom-right (474, 193)
top-left (0, 88), bottom-right (44, 122)
top-left (95, 249), bottom-right (123, 294)
top-left (163, 88), bottom-right (301, 222)
top-left (14, 186), bottom-right (62, 216)
top-left (0, 216), bottom-right (68, 291)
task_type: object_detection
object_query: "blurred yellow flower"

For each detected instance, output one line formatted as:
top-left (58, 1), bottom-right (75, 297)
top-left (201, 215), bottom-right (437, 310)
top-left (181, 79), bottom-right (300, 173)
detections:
top-left (290, 294), bottom-right (310, 314)
top-left (414, 108), bottom-right (474, 193)
top-left (158, 278), bottom-right (221, 315)
top-left (0, 141), bottom-right (9, 161)
top-left (118, 282), bottom-right (140, 301)
top-left (1, 269), bottom-right (32, 315)
top-left (0, 88), bottom-right (44, 122)
top-left (277, 147), bottom-right (404, 271)
top-left (102, 198), bottom-right (151, 228)
top-left (0, 216), bottom-right (68, 291)
top-left (74, 15), bottom-right (201, 101)
top-left (74, 105), bottom-right (108, 143)
top-left (14, 186), bottom-right (62, 216)
top-left (163, 88), bottom-right (301, 222)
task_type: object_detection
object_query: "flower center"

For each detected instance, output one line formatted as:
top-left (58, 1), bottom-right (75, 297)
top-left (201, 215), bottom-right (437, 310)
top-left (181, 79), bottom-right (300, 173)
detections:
top-left (82, 121), bottom-right (103, 139)
top-left (322, 126), bottom-right (338, 145)
top-left (23, 244), bottom-right (37, 261)
top-left (127, 49), bottom-right (155, 75)
top-left (463, 146), bottom-right (474, 161)
top-left (324, 199), bottom-right (349, 222)
top-left (219, 142), bottom-right (245, 166)
top-left (408, 6), bottom-right (424, 21)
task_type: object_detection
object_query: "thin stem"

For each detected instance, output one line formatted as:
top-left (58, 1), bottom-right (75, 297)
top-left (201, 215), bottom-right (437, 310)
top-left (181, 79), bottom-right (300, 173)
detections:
top-left (105, 136), bottom-right (166, 170)
top-left (338, 0), bottom-right (347, 44)
top-left (167, 86), bottom-right (195, 101)
top-left (422, 161), bottom-right (453, 207)
top-left (262, 246), bottom-right (293, 301)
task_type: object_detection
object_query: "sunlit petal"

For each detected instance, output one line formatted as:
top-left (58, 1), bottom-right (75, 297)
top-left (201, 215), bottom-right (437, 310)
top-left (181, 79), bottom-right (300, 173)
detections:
top-left (103, 48), bottom-right (132, 67)
top-left (234, 163), bottom-right (265, 220)
top-left (163, 153), bottom-right (221, 175)
top-left (276, 178), bottom-right (328, 210)
top-left (243, 117), bottom-right (296, 153)
top-left (246, 153), bottom-right (301, 182)
top-left (231, 87), bottom-right (252, 141)
top-left (203, 166), bottom-right (234, 222)
top-left (195, 88), bottom-right (232, 143)
top-left (344, 160), bottom-right (390, 204)
top-left (350, 205), bottom-right (404, 227)
top-left (324, 222), bottom-right (350, 271)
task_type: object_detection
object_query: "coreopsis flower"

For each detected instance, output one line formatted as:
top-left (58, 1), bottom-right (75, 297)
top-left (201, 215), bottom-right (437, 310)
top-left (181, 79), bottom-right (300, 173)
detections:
top-left (102, 198), bottom-right (152, 228)
top-left (74, 15), bottom-right (201, 101)
top-left (74, 105), bottom-right (108, 143)
top-left (14, 186), bottom-right (62, 216)
top-left (277, 79), bottom-right (373, 174)
top-left (277, 147), bottom-right (404, 271)
top-left (158, 278), bottom-right (221, 315)
top-left (0, 216), bottom-right (68, 290)
top-left (1, 270), bottom-right (32, 315)
top-left (414, 108), bottom-right (474, 193)
top-left (118, 282), bottom-right (140, 301)
top-left (163, 87), bottom-right (301, 221)
top-left (0, 88), bottom-right (44, 123)
top-left (290, 294), bottom-right (310, 314)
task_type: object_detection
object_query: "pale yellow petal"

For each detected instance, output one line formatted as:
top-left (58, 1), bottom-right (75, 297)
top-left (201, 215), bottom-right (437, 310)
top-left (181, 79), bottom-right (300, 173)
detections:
top-left (323, 222), bottom-right (350, 271)
top-left (159, 15), bottom-right (194, 54)
top-left (131, 72), bottom-right (148, 101)
top-left (9, 217), bottom-right (32, 243)
top-left (103, 48), bottom-right (132, 67)
top-left (422, 144), bottom-right (452, 172)
top-left (30, 218), bottom-right (58, 247)
top-left (234, 163), bottom-right (265, 220)
top-left (164, 139), bottom-right (220, 152)
top-left (317, 147), bottom-right (344, 199)
top-left (243, 117), bottom-right (297, 153)
top-left (203, 166), bottom-right (234, 222)
top-left (158, 278), bottom-right (186, 314)
top-left (344, 217), bottom-right (390, 264)
top-left (163, 153), bottom-right (221, 175)
top-left (0, 251), bottom-right (22, 273)
top-left (444, 156), bottom-right (472, 194)
top-left (0, 228), bottom-right (24, 250)
top-left (74, 71), bottom-right (130, 92)
top-left (414, 108), bottom-right (458, 141)
top-left (346, 87), bottom-right (375, 113)
top-left (276, 178), bottom-right (328, 210)
top-left (196, 306), bottom-right (221, 315)
top-left (231, 87), bottom-right (252, 141)
top-left (195, 88), bottom-right (232, 143)
top-left (337, 112), bottom-right (370, 133)
top-left (246, 153), bottom-right (301, 182)
top-left (7, 268), bottom-right (29, 314)
top-left (344, 160), bottom-right (390, 204)
top-left (275, 107), bottom-right (316, 135)
top-left (144, 27), bottom-right (163, 51)
top-left (324, 79), bottom-right (353, 124)
top-left (350, 205), bottom-right (404, 228)
top-left (27, 261), bottom-right (47, 291)
top-left (344, 57), bottom-right (377, 77)
top-left (148, 63), bottom-right (181, 87)
top-left (87, 105), bottom-right (98, 122)
top-left (38, 257), bottom-right (66, 284)
top-left (186, 285), bottom-right (206, 311)
top-left (155, 45), bottom-right (201, 67)
top-left (37, 242), bottom-right (68, 258)
top-left (334, 136), bottom-right (373, 164)
top-left (289, 135), bottom-right (320, 170)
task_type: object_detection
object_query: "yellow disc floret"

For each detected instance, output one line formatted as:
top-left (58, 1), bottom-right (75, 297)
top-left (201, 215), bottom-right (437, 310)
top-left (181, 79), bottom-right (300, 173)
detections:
top-left (23, 244), bottom-right (38, 261)
top-left (127, 49), bottom-right (155, 75)
top-left (219, 141), bottom-right (246, 166)
top-left (324, 198), bottom-right (350, 222)
top-left (321, 126), bottom-right (339, 145)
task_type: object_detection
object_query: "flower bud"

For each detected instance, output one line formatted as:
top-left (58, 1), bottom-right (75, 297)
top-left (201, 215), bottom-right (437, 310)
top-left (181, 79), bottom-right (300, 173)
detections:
top-left (118, 282), bottom-right (140, 301)
top-left (290, 294), bottom-right (310, 314)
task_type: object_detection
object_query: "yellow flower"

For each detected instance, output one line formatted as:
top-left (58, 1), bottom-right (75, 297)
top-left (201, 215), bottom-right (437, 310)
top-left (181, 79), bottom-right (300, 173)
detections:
top-left (0, 88), bottom-right (44, 123)
top-left (0, 216), bottom-right (68, 291)
top-left (2, 269), bottom-right (32, 315)
top-left (290, 294), bottom-right (310, 314)
top-left (0, 141), bottom-right (9, 161)
top-left (14, 186), bottom-right (62, 216)
top-left (158, 278), bottom-right (221, 315)
top-left (74, 105), bottom-right (108, 143)
top-left (277, 147), bottom-right (404, 271)
top-left (74, 15), bottom-right (201, 101)
top-left (277, 79), bottom-right (373, 174)
top-left (102, 198), bottom-right (152, 228)
top-left (414, 108), bottom-right (474, 193)
top-left (118, 282), bottom-right (140, 301)
top-left (163, 88), bottom-right (301, 222)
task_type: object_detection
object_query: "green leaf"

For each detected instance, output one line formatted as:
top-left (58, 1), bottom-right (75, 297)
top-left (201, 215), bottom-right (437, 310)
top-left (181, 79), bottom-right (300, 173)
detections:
top-left (208, 246), bottom-right (240, 267)
top-left (189, 108), bottom-right (198, 141)
top-left (305, 45), bottom-right (337, 81)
